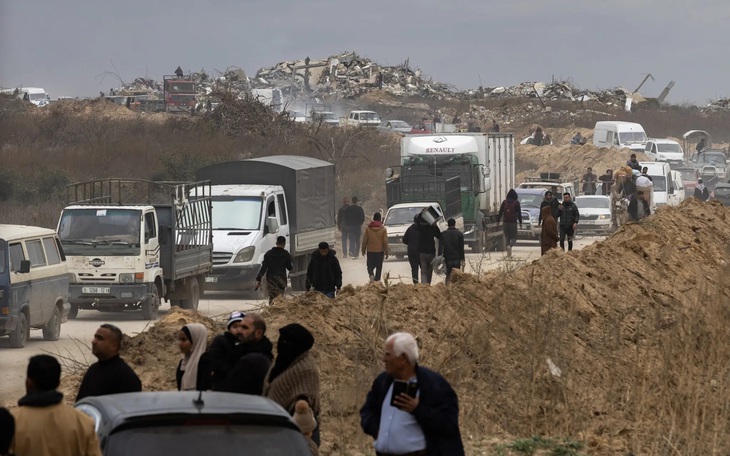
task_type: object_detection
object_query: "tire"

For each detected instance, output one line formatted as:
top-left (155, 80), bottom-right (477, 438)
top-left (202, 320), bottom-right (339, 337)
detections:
top-left (9, 311), bottom-right (29, 348)
top-left (42, 306), bottom-right (61, 341)
top-left (180, 279), bottom-right (200, 310)
top-left (141, 286), bottom-right (161, 320)
top-left (68, 304), bottom-right (79, 320)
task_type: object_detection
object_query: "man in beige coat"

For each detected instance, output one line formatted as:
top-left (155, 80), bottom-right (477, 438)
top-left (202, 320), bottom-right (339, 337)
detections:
top-left (361, 212), bottom-right (389, 282)
top-left (12, 355), bottom-right (101, 456)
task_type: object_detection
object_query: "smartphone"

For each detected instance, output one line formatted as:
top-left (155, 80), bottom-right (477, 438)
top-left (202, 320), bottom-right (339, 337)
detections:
top-left (390, 380), bottom-right (418, 407)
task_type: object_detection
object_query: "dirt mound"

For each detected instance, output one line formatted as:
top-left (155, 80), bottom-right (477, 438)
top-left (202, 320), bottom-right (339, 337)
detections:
top-left (58, 201), bottom-right (730, 455)
top-left (34, 98), bottom-right (140, 120)
top-left (516, 142), bottom-right (649, 185)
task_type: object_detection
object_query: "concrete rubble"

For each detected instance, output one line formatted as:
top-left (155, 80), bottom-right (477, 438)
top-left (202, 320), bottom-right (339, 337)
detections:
top-left (704, 97), bottom-right (730, 112)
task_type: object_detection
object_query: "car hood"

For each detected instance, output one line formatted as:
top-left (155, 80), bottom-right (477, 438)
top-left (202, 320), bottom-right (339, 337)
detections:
top-left (577, 207), bottom-right (611, 217)
top-left (212, 229), bottom-right (258, 253)
top-left (384, 224), bottom-right (410, 236)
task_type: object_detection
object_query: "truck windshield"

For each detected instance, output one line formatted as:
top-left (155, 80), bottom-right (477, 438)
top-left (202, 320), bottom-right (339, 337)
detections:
top-left (650, 176), bottom-right (667, 191)
top-left (58, 209), bottom-right (142, 256)
top-left (211, 197), bottom-right (262, 230)
top-left (658, 143), bottom-right (681, 153)
top-left (619, 132), bottom-right (647, 143)
top-left (28, 92), bottom-right (47, 101)
top-left (385, 207), bottom-right (424, 225)
top-left (360, 112), bottom-right (380, 121)
top-left (105, 425), bottom-right (308, 455)
top-left (166, 82), bottom-right (195, 93)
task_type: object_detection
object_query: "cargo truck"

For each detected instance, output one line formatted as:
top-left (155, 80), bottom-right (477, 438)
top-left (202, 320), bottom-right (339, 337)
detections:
top-left (388, 133), bottom-right (516, 252)
top-left (195, 155), bottom-right (336, 293)
top-left (57, 179), bottom-right (213, 320)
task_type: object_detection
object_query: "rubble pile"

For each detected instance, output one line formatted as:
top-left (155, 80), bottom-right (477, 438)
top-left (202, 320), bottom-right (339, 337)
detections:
top-left (484, 81), bottom-right (645, 107)
top-left (704, 97), bottom-right (730, 112)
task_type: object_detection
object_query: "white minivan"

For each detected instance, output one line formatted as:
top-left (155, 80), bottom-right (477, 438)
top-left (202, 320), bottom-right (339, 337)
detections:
top-left (0, 225), bottom-right (71, 347)
top-left (593, 121), bottom-right (647, 152)
top-left (644, 139), bottom-right (685, 164)
top-left (639, 162), bottom-right (685, 211)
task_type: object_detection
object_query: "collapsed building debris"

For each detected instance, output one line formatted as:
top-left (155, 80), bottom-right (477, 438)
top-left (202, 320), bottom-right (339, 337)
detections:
top-left (704, 97), bottom-right (730, 112)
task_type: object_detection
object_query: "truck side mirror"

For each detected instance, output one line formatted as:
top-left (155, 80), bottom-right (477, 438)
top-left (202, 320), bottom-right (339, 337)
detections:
top-left (668, 186), bottom-right (674, 194)
top-left (266, 216), bottom-right (279, 234)
top-left (19, 260), bottom-right (31, 274)
top-left (483, 177), bottom-right (492, 192)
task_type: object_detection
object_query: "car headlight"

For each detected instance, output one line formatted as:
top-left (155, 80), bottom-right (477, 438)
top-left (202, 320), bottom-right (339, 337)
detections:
top-left (598, 215), bottom-right (608, 220)
top-left (119, 273), bottom-right (134, 284)
top-left (233, 246), bottom-right (255, 263)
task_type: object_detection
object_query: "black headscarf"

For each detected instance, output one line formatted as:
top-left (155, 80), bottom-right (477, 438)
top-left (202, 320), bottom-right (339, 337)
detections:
top-left (268, 323), bottom-right (314, 382)
top-left (0, 407), bottom-right (13, 455)
top-left (506, 189), bottom-right (518, 200)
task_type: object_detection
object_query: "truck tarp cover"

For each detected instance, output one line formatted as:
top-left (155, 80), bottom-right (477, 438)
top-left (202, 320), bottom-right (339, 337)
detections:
top-left (196, 155), bottom-right (335, 234)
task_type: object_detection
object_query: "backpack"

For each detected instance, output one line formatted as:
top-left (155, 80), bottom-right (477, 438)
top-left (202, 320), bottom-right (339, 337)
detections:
top-left (503, 199), bottom-right (518, 223)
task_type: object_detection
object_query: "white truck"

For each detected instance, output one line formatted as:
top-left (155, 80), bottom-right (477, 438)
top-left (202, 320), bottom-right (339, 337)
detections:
top-left (593, 121), bottom-right (648, 152)
top-left (1, 87), bottom-right (50, 106)
top-left (388, 133), bottom-right (516, 252)
top-left (344, 110), bottom-right (381, 128)
top-left (195, 155), bottom-right (336, 293)
top-left (57, 180), bottom-right (213, 320)
top-left (383, 202), bottom-right (450, 259)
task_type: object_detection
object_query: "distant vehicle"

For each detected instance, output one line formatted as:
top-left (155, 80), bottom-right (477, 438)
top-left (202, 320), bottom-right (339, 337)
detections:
top-left (310, 111), bottom-right (339, 126)
top-left (574, 196), bottom-right (613, 236)
top-left (639, 162), bottom-right (685, 210)
top-left (377, 120), bottom-right (412, 133)
top-left (75, 392), bottom-right (313, 456)
top-left (1, 87), bottom-right (50, 107)
top-left (711, 182), bottom-right (730, 206)
top-left (691, 150), bottom-right (728, 181)
top-left (513, 188), bottom-right (546, 240)
top-left (345, 110), bottom-right (381, 128)
top-left (410, 122), bottom-right (435, 134)
top-left (518, 174), bottom-right (576, 201)
top-left (593, 121), bottom-right (647, 152)
top-left (644, 139), bottom-right (685, 164)
top-left (163, 75), bottom-right (196, 113)
top-left (674, 167), bottom-right (699, 195)
top-left (383, 202), bottom-right (449, 260)
top-left (287, 110), bottom-right (307, 123)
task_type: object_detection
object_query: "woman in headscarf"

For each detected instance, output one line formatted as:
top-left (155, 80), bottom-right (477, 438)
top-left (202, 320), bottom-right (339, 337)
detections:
top-left (176, 323), bottom-right (211, 391)
top-left (264, 323), bottom-right (321, 446)
top-left (540, 205), bottom-right (559, 256)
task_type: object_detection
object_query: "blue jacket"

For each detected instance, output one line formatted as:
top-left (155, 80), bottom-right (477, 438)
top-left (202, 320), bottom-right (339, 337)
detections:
top-left (360, 366), bottom-right (465, 456)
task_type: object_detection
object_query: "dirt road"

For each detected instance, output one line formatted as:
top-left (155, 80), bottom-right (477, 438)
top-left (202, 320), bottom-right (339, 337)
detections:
top-left (0, 236), bottom-right (601, 405)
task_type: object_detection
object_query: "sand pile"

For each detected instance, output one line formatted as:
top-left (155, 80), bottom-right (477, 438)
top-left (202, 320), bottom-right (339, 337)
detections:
top-left (59, 201), bottom-right (730, 455)
top-left (34, 98), bottom-right (139, 120)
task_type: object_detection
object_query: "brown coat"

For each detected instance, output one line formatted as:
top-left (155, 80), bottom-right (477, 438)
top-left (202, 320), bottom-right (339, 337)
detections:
top-left (361, 221), bottom-right (389, 255)
top-left (540, 206), bottom-right (559, 256)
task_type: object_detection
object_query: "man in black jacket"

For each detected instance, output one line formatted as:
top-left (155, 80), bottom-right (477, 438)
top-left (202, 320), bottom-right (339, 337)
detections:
top-left (415, 214), bottom-right (442, 285)
top-left (360, 332), bottom-right (464, 456)
top-left (256, 236), bottom-right (293, 303)
top-left (402, 215), bottom-right (420, 284)
top-left (336, 197), bottom-right (350, 258)
top-left (557, 192), bottom-right (580, 251)
top-left (207, 312), bottom-right (274, 394)
top-left (441, 218), bottom-right (464, 285)
top-left (306, 242), bottom-right (343, 298)
top-left (344, 197), bottom-right (366, 258)
top-left (76, 324), bottom-right (141, 401)
top-left (538, 191), bottom-right (560, 226)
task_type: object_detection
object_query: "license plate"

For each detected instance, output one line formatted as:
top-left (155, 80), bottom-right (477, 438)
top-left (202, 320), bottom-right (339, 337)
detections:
top-left (82, 286), bottom-right (111, 294)
top-left (582, 220), bottom-right (595, 225)
top-left (204, 276), bottom-right (218, 283)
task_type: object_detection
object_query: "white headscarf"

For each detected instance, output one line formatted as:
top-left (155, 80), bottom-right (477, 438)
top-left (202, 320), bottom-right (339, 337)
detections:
top-left (180, 323), bottom-right (208, 391)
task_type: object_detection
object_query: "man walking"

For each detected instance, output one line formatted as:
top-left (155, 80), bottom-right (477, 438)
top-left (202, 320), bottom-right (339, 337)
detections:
top-left (557, 193), bottom-right (580, 252)
top-left (361, 212), bottom-right (389, 282)
top-left (635, 170), bottom-right (654, 212)
top-left (627, 191), bottom-right (651, 221)
top-left (360, 332), bottom-right (465, 456)
top-left (497, 189), bottom-right (522, 257)
top-left (599, 169), bottom-right (614, 195)
top-left (402, 215), bottom-right (420, 284)
top-left (76, 324), bottom-right (142, 401)
top-left (337, 197), bottom-right (351, 257)
top-left (345, 196), bottom-right (366, 258)
top-left (538, 191), bottom-right (559, 226)
top-left (415, 213), bottom-right (442, 285)
top-left (441, 218), bottom-right (465, 285)
top-left (305, 242), bottom-right (343, 298)
top-left (581, 167), bottom-right (597, 195)
top-left (256, 236), bottom-right (293, 303)
top-left (12, 355), bottom-right (102, 456)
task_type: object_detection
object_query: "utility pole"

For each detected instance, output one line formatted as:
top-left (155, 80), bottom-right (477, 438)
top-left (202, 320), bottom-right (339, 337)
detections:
top-left (633, 73), bottom-right (655, 93)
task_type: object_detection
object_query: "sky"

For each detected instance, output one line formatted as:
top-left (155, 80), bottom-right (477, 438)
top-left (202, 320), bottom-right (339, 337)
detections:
top-left (1, 0), bottom-right (729, 104)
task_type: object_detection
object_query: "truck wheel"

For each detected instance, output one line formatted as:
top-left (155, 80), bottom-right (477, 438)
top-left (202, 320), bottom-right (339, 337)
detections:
top-left (181, 279), bottom-right (200, 311)
top-left (68, 304), bottom-right (79, 320)
top-left (9, 311), bottom-right (29, 348)
top-left (142, 287), bottom-right (161, 320)
top-left (42, 306), bottom-right (62, 341)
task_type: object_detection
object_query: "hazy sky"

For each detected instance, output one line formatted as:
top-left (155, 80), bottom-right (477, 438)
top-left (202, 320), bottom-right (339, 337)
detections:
top-left (1, 0), bottom-right (728, 104)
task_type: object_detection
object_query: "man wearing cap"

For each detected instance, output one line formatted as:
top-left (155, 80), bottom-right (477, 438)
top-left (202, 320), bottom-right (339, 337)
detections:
top-left (207, 311), bottom-right (274, 392)
top-left (440, 219), bottom-right (464, 285)
top-left (306, 242), bottom-right (342, 298)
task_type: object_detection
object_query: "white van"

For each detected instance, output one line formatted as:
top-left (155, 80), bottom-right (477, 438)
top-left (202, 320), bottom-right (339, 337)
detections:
top-left (1, 87), bottom-right (50, 107)
top-left (346, 110), bottom-right (381, 128)
top-left (593, 121), bottom-right (647, 152)
top-left (639, 162), bottom-right (684, 210)
top-left (644, 139), bottom-right (685, 164)
top-left (0, 225), bottom-right (71, 347)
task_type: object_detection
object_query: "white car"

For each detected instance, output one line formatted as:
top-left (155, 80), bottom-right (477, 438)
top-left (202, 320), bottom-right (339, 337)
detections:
top-left (310, 111), bottom-right (340, 126)
top-left (644, 139), bottom-right (685, 164)
top-left (287, 110), bottom-right (307, 123)
top-left (377, 120), bottom-right (412, 133)
top-left (574, 195), bottom-right (612, 236)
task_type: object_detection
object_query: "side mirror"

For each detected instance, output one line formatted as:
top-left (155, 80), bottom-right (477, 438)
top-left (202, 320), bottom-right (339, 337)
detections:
top-left (19, 260), bottom-right (31, 274)
top-left (668, 186), bottom-right (674, 194)
top-left (266, 216), bottom-right (279, 234)
top-left (483, 177), bottom-right (492, 192)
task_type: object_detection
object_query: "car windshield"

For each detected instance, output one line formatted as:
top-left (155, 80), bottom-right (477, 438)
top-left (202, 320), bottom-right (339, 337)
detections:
top-left (319, 112), bottom-right (336, 120)
top-left (515, 193), bottom-right (544, 207)
top-left (29, 92), bottom-right (47, 101)
top-left (360, 112), bottom-right (380, 121)
top-left (651, 176), bottom-right (667, 191)
top-left (106, 425), bottom-right (309, 455)
top-left (385, 207), bottom-right (424, 225)
top-left (391, 121), bottom-right (409, 128)
top-left (678, 169), bottom-right (696, 181)
top-left (697, 153), bottom-right (727, 165)
top-left (619, 132), bottom-right (647, 143)
top-left (714, 187), bottom-right (730, 196)
top-left (657, 143), bottom-right (682, 153)
top-left (58, 209), bottom-right (142, 256)
top-left (576, 197), bottom-right (610, 209)
top-left (211, 197), bottom-right (262, 230)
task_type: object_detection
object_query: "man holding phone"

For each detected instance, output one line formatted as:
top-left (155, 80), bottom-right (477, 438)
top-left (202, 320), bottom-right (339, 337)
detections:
top-left (360, 332), bottom-right (464, 456)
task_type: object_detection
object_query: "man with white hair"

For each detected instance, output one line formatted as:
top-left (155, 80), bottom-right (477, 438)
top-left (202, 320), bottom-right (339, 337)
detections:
top-left (360, 332), bottom-right (464, 456)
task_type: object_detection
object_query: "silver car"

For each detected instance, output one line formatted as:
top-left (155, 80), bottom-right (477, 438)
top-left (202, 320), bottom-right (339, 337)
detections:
top-left (377, 120), bottom-right (412, 133)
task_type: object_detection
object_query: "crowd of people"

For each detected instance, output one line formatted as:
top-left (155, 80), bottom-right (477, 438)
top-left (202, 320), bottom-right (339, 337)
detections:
top-left (1, 320), bottom-right (464, 456)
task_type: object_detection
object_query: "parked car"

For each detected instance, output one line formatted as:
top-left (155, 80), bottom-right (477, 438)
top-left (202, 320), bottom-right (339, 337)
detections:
top-left (345, 110), bottom-right (380, 128)
top-left (377, 120), bottom-right (412, 133)
top-left (691, 150), bottom-right (728, 181)
top-left (711, 182), bottom-right (730, 206)
top-left (287, 110), bottom-right (307, 123)
top-left (644, 139), bottom-right (685, 164)
top-left (76, 392), bottom-right (313, 455)
top-left (310, 111), bottom-right (340, 126)
top-left (574, 196), bottom-right (613, 236)
top-left (674, 167), bottom-right (699, 196)
top-left (514, 188), bottom-right (546, 240)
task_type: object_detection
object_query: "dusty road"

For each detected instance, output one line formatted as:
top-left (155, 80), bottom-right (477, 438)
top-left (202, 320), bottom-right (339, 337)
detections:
top-left (0, 235), bottom-right (601, 405)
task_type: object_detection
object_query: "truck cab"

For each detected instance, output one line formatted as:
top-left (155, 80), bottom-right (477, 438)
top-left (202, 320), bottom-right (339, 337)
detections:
top-left (202, 185), bottom-right (290, 291)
